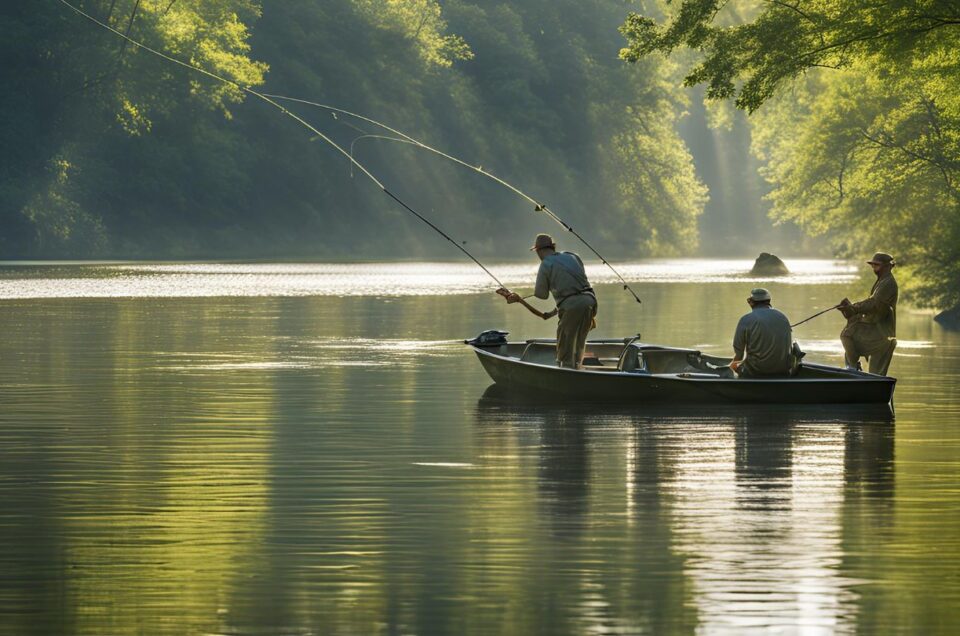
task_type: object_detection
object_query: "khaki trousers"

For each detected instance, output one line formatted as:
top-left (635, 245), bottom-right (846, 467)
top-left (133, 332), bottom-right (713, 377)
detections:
top-left (841, 322), bottom-right (896, 375)
top-left (556, 294), bottom-right (597, 368)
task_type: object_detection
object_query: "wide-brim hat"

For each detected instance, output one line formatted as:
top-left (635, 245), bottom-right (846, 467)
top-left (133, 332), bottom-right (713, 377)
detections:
top-left (748, 288), bottom-right (772, 302)
top-left (867, 252), bottom-right (895, 266)
top-left (530, 233), bottom-right (556, 251)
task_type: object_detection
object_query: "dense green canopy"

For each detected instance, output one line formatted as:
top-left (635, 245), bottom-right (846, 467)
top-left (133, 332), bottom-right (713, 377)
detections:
top-left (621, 0), bottom-right (960, 310)
top-left (1, 0), bottom-right (266, 256)
top-left (1, 0), bottom-right (706, 260)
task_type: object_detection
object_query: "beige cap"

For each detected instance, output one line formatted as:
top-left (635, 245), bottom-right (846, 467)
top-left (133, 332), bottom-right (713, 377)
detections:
top-left (530, 233), bottom-right (555, 251)
top-left (749, 288), bottom-right (772, 302)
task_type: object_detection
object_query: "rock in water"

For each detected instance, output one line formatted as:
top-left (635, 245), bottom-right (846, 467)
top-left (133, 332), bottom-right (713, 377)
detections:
top-left (750, 253), bottom-right (790, 276)
top-left (935, 305), bottom-right (960, 330)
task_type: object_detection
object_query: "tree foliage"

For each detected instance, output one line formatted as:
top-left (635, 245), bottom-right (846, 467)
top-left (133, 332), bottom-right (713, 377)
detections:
top-left (620, 0), bottom-right (960, 309)
top-left (753, 64), bottom-right (960, 309)
top-left (620, 0), bottom-right (960, 113)
top-left (1, 0), bottom-right (707, 261)
top-left (0, 0), bottom-right (266, 255)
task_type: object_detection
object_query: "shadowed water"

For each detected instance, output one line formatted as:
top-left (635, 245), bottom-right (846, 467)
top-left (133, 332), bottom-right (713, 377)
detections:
top-left (0, 260), bottom-right (958, 635)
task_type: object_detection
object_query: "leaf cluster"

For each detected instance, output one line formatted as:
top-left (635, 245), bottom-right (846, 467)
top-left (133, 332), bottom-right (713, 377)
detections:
top-left (620, 0), bottom-right (960, 113)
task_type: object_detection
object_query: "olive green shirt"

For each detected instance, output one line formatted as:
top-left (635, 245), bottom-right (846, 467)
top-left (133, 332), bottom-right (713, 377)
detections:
top-left (733, 306), bottom-right (794, 376)
top-left (847, 273), bottom-right (898, 339)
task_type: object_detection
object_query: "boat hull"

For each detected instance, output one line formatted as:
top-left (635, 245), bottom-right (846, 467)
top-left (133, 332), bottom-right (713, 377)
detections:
top-left (471, 344), bottom-right (896, 405)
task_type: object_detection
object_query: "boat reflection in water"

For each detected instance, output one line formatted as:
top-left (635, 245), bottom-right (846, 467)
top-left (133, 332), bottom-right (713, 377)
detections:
top-left (474, 386), bottom-right (894, 633)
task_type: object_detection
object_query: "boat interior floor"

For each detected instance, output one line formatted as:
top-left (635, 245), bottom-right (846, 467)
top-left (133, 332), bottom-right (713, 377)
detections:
top-left (502, 340), bottom-right (857, 380)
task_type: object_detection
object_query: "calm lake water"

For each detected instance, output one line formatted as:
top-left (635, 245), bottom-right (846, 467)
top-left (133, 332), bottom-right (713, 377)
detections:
top-left (1, 260), bottom-right (958, 635)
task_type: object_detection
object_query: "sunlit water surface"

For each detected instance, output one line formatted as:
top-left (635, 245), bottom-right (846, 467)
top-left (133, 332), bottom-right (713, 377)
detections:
top-left (0, 259), bottom-right (855, 299)
top-left (1, 260), bottom-right (958, 635)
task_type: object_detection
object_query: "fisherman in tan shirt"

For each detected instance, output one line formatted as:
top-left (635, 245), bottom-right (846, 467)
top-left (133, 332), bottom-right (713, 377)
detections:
top-left (500, 234), bottom-right (598, 368)
top-left (730, 288), bottom-right (795, 378)
top-left (837, 252), bottom-right (898, 375)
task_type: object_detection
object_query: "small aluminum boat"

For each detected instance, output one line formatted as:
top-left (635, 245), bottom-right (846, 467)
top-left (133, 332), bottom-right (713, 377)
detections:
top-left (466, 331), bottom-right (896, 405)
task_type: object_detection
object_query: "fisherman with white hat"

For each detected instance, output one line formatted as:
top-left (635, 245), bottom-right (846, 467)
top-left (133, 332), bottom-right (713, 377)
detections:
top-left (730, 288), bottom-right (796, 377)
top-left (838, 252), bottom-right (898, 375)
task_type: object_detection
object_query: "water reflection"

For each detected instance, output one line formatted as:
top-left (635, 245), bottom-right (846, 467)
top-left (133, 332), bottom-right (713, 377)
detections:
top-left (536, 418), bottom-right (590, 539)
top-left (1, 264), bottom-right (955, 634)
top-left (475, 389), bottom-right (895, 633)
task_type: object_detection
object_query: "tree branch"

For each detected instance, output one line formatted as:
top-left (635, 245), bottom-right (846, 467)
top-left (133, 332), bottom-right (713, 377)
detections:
top-left (112, 0), bottom-right (143, 79)
top-left (858, 128), bottom-right (958, 196)
top-left (764, 0), bottom-right (821, 29)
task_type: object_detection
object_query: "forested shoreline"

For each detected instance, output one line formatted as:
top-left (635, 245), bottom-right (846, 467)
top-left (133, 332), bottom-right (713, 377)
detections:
top-left (2, 0), bottom-right (958, 313)
top-left (1, 0), bottom-right (707, 262)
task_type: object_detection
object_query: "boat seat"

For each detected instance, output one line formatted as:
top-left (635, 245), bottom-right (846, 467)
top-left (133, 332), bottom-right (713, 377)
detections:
top-left (618, 344), bottom-right (710, 374)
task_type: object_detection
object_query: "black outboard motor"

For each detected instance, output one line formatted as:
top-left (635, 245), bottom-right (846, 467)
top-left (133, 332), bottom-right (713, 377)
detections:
top-left (465, 330), bottom-right (509, 347)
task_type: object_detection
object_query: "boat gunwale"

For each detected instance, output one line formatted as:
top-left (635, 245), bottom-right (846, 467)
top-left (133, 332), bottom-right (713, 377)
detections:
top-left (469, 343), bottom-right (896, 384)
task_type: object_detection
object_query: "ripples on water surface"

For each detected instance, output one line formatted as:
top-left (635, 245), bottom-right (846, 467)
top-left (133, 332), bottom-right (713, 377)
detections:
top-left (0, 260), bottom-right (958, 635)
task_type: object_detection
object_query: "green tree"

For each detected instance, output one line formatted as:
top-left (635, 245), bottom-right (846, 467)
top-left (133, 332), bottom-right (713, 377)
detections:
top-left (752, 65), bottom-right (960, 310)
top-left (3, 0), bottom-right (707, 261)
top-left (620, 0), bottom-right (960, 311)
top-left (619, 0), bottom-right (960, 113)
top-left (0, 0), bottom-right (266, 256)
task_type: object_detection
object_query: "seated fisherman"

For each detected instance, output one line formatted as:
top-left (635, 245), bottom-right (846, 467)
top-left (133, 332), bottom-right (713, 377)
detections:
top-left (730, 288), bottom-right (795, 378)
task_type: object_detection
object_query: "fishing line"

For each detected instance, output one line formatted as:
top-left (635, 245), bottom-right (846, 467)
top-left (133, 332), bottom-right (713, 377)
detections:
top-left (264, 94), bottom-right (644, 305)
top-left (55, 0), bottom-right (505, 288)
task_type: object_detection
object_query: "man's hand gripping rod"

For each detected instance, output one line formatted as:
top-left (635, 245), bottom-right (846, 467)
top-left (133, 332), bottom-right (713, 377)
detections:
top-left (496, 288), bottom-right (557, 320)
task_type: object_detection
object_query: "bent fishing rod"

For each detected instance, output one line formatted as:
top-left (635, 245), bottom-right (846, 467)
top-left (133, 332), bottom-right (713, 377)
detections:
top-left (55, 0), bottom-right (504, 290)
top-left (262, 96), bottom-right (643, 305)
top-left (791, 304), bottom-right (842, 328)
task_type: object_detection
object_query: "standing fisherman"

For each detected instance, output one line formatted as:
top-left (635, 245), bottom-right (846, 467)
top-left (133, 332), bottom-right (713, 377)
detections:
top-left (500, 234), bottom-right (598, 368)
top-left (837, 252), bottom-right (898, 375)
